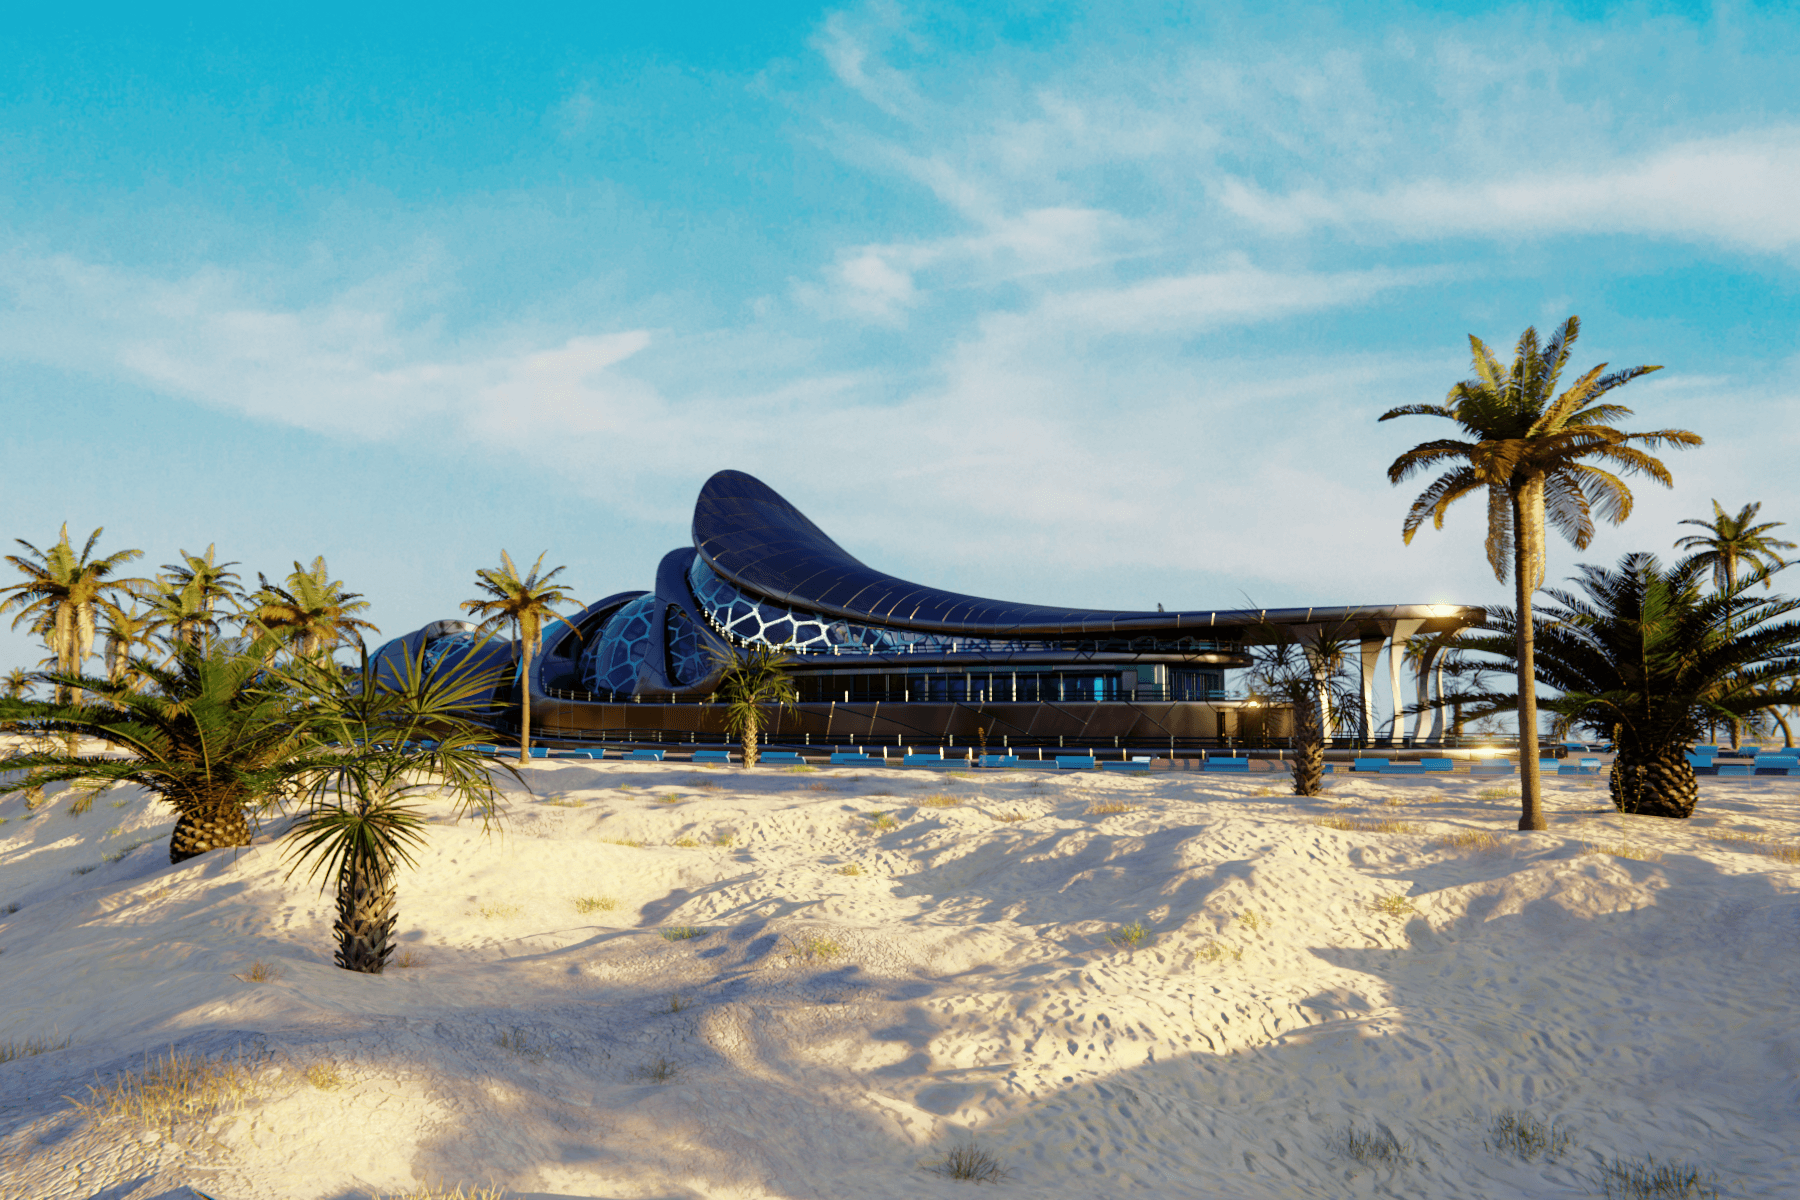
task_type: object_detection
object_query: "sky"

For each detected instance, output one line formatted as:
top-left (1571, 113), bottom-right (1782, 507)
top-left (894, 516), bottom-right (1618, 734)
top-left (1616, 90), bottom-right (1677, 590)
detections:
top-left (2, 0), bottom-right (1798, 679)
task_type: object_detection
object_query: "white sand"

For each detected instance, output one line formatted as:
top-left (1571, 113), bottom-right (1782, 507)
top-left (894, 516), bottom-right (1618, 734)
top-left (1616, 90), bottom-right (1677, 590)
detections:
top-left (2, 757), bottom-right (1798, 1199)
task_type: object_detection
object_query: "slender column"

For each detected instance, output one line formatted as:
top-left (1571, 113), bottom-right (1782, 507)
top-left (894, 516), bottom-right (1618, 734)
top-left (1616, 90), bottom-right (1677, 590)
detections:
top-left (1387, 620), bottom-right (1424, 744)
top-left (1412, 640), bottom-right (1443, 743)
top-left (1430, 655), bottom-right (1446, 742)
top-left (1358, 636), bottom-right (1382, 743)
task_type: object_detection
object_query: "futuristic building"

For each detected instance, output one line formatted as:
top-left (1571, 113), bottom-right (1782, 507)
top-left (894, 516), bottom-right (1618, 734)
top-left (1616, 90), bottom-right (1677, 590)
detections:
top-left (380, 470), bottom-right (1483, 749)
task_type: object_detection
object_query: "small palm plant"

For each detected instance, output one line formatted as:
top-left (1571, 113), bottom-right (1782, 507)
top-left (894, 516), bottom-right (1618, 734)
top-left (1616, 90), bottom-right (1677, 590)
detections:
top-left (0, 525), bottom-right (147, 703)
top-left (461, 551), bottom-right (577, 765)
top-left (1453, 554), bottom-right (1800, 818)
top-left (1248, 628), bottom-right (1363, 796)
top-left (0, 634), bottom-right (309, 859)
top-left (710, 644), bottom-right (797, 768)
top-left (280, 644), bottom-right (517, 973)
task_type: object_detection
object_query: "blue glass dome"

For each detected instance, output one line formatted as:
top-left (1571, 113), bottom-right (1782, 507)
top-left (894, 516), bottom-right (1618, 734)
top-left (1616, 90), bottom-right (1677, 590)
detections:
top-left (581, 594), bottom-right (658, 696)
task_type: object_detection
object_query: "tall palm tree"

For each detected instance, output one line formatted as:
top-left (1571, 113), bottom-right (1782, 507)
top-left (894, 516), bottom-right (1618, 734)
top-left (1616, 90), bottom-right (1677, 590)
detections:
top-left (461, 551), bottom-right (577, 765)
top-left (1675, 500), bottom-right (1794, 592)
top-left (101, 605), bottom-right (156, 689)
top-left (1452, 554), bottom-right (1800, 818)
top-left (248, 557), bottom-right (379, 659)
top-left (0, 526), bottom-right (147, 703)
top-left (1382, 316), bottom-right (1700, 830)
top-left (152, 545), bottom-right (243, 649)
top-left (280, 643), bottom-right (517, 973)
top-left (711, 644), bottom-right (798, 768)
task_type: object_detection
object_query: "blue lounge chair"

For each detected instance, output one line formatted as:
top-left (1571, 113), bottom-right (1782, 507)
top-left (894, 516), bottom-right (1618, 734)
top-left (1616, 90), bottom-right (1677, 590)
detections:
top-left (830, 753), bottom-right (883, 766)
top-left (1421, 758), bottom-right (1455, 773)
top-left (1717, 762), bottom-right (1752, 777)
top-left (979, 754), bottom-right (1020, 768)
top-left (1350, 759), bottom-right (1390, 773)
top-left (1203, 757), bottom-right (1250, 772)
top-left (1056, 755), bottom-right (1099, 770)
top-left (624, 749), bottom-right (664, 761)
top-left (1470, 761), bottom-right (1515, 774)
top-left (552, 750), bottom-right (599, 760)
top-left (1101, 760), bottom-right (1150, 773)
top-left (691, 750), bottom-right (733, 764)
top-left (760, 751), bottom-right (806, 765)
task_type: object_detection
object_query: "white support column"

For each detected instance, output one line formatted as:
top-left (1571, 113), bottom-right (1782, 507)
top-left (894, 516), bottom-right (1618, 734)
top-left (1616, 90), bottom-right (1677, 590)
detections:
top-left (1430, 654), bottom-right (1447, 742)
top-left (1412, 640), bottom-right (1443, 743)
top-left (1358, 636), bottom-right (1382, 743)
top-left (1387, 620), bottom-right (1424, 744)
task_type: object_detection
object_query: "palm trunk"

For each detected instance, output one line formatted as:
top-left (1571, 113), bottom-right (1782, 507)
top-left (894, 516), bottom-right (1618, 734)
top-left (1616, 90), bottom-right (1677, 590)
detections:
top-left (1775, 708), bottom-right (1795, 749)
top-left (1513, 486), bottom-right (1546, 831)
top-left (743, 711), bottom-right (760, 768)
top-left (517, 640), bottom-right (533, 766)
top-left (1609, 738), bottom-right (1699, 819)
top-left (170, 797), bottom-right (253, 863)
top-left (1289, 687), bottom-right (1324, 797)
top-left (334, 855), bottom-right (398, 974)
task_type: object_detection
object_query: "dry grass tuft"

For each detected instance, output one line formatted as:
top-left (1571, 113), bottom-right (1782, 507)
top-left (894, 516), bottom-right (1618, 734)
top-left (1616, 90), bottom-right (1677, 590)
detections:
top-left (630, 1056), bottom-right (680, 1083)
top-left (1195, 940), bottom-right (1243, 964)
top-left (1475, 785), bottom-right (1517, 800)
top-left (304, 1061), bottom-right (344, 1090)
top-left (1441, 830), bottom-right (1505, 852)
top-left (1488, 1108), bottom-right (1572, 1160)
top-left (573, 895), bottom-right (619, 914)
top-left (784, 931), bottom-right (843, 961)
top-left (662, 925), bottom-right (707, 941)
top-left (657, 793), bottom-right (682, 805)
top-left (711, 831), bottom-right (735, 847)
top-left (1083, 800), bottom-right (1137, 815)
top-left (394, 948), bottom-right (427, 968)
top-left (919, 792), bottom-right (961, 808)
top-left (597, 837), bottom-right (645, 849)
top-left (71, 1047), bottom-right (262, 1132)
top-left (1338, 1123), bottom-right (1414, 1166)
top-left (663, 993), bottom-right (692, 1014)
top-left (478, 902), bottom-right (522, 920)
top-left (1381, 794), bottom-right (1409, 807)
top-left (992, 810), bottom-right (1029, 823)
top-left (866, 811), bottom-right (899, 832)
top-left (1584, 840), bottom-right (1664, 862)
top-left (836, 862), bottom-right (863, 876)
top-left (1309, 816), bottom-right (1422, 834)
top-left (235, 961), bottom-right (278, 983)
top-left (784, 764), bottom-right (818, 774)
top-left (1254, 785), bottom-right (1276, 796)
top-left (379, 1181), bottom-right (510, 1199)
top-left (0, 1033), bottom-right (70, 1062)
top-left (1236, 909), bottom-right (1267, 935)
top-left (924, 1143), bottom-right (1008, 1183)
top-left (1596, 1156), bottom-right (1719, 1199)
top-left (671, 836), bottom-right (700, 848)
top-left (1371, 894), bottom-right (1416, 918)
top-left (1710, 830), bottom-right (1800, 864)
top-left (1108, 920), bottom-right (1150, 949)
top-left (493, 1027), bottom-right (539, 1057)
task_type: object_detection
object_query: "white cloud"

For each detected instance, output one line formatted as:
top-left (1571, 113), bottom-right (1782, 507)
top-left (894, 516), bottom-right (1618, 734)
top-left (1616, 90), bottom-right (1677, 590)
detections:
top-left (1219, 129), bottom-right (1800, 254)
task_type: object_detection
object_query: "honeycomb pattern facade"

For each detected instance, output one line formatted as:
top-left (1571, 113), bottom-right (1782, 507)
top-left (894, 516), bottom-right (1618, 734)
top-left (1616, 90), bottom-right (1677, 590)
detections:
top-left (581, 594), bottom-right (657, 695)
top-left (664, 607), bottom-right (710, 686)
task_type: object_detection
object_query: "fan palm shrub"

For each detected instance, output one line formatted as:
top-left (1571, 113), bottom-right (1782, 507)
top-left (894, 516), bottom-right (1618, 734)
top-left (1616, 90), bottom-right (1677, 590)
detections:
top-left (0, 525), bottom-right (147, 703)
top-left (0, 634), bottom-right (309, 859)
top-left (279, 643), bottom-right (516, 973)
top-left (1454, 554), bottom-right (1800, 819)
top-left (461, 551), bottom-right (577, 765)
top-left (710, 644), bottom-right (797, 768)
top-left (1382, 316), bottom-right (1699, 830)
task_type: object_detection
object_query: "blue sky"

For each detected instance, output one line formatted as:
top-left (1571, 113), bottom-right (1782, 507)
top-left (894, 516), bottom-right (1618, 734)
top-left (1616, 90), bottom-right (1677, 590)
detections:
top-left (3, 0), bottom-right (1798, 674)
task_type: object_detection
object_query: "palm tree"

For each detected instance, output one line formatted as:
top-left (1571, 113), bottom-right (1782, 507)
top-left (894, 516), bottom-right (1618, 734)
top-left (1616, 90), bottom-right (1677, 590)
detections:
top-left (280, 643), bottom-right (517, 973)
top-left (0, 635), bottom-right (308, 859)
top-left (1675, 501), bottom-right (1795, 592)
top-left (1382, 316), bottom-right (1700, 830)
top-left (1452, 554), bottom-right (1800, 818)
top-left (711, 644), bottom-right (798, 767)
top-left (461, 551), bottom-right (577, 765)
top-left (0, 526), bottom-right (147, 703)
top-left (3, 668), bottom-right (29, 700)
top-left (248, 557), bottom-right (379, 659)
top-left (1248, 628), bottom-right (1363, 796)
top-left (101, 605), bottom-right (156, 689)
top-left (151, 545), bottom-right (243, 649)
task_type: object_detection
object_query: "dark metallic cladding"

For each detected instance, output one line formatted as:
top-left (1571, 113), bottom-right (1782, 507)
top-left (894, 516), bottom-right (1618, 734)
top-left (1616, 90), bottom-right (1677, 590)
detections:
top-left (692, 469), bottom-right (1481, 640)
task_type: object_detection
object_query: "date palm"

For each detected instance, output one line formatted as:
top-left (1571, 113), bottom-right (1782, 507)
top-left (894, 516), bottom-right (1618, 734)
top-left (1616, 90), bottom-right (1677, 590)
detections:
top-left (151, 545), bottom-right (243, 649)
top-left (0, 526), bottom-right (147, 704)
top-left (1452, 554), bottom-right (1800, 819)
top-left (1248, 628), bottom-right (1363, 796)
top-left (461, 551), bottom-right (577, 765)
top-left (101, 605), bottom-right (155, 689)
top-left (1382, 316), bottom-right (1699, 830)
top-left (248, 557), bottom-right (379, 659)
top-left (280, 643), bottom-right (516, 973)
top-left (710, 643), bottom-right (798, 768)
top-left (1675, 500), bottom-right (1794, 592)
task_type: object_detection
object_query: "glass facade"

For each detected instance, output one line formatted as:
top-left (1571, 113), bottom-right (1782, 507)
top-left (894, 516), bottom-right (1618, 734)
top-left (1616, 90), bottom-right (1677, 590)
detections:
top-left (582, 594), bottom-right (658, 696)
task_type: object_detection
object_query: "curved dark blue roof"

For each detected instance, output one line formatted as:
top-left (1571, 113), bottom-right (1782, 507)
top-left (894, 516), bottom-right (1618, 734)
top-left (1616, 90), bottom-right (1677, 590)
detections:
top-left (691, 470), bottom-right (1481, 640)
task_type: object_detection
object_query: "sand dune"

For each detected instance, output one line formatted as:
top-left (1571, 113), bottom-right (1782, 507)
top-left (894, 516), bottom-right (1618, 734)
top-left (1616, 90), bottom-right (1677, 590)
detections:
top-left (3, 759), bottom-right (1797, 1199)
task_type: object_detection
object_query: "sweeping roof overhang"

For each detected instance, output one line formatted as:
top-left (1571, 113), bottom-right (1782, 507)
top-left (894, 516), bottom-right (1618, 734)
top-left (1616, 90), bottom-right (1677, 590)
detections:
top-left (691, 470), bottom-right (1482, 643)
